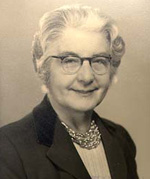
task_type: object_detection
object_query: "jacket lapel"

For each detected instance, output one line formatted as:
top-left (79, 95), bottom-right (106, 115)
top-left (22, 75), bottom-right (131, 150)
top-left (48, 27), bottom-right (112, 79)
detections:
top-left (94, 113), bottom-right (127, 179)
top-left (33, 96), bottom-right (91, 179)
top-left (46, 119), bottom-right (91, 179)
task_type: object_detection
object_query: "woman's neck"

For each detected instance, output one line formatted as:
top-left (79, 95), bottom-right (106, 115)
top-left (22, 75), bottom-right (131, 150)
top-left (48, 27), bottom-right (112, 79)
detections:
top-left (48, 95), bottom-right (93, 133)
top-left (59, 110), bottom-right (93, 133)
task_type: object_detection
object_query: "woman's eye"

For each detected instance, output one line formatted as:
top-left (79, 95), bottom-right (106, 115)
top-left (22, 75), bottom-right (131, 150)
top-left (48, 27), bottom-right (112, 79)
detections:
top-left (64, 57), bottom-right (79, 64)
top-left (93, 58), bottom-right (108, 65)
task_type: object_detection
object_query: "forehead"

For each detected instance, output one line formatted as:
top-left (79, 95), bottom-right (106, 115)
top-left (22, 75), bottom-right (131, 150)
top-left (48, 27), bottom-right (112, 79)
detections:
top-left (48, 27), bottom-right (110, 57)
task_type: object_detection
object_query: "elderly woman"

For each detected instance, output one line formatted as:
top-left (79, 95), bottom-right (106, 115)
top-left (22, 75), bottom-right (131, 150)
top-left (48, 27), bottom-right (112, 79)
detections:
top-left (0, 5), bottom-right (138, 179)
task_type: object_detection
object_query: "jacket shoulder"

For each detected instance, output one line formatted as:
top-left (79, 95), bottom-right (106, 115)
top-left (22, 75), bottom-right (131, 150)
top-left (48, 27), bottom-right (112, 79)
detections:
top-left (100, 117), bottom-right (136, 158)
top-left (0, 113), bottom-right (35, 179)
top-left (0, 113), bottom-right (35, 143)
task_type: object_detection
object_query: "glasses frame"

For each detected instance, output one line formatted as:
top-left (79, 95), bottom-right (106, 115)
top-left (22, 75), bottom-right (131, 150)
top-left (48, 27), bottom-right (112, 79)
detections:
top-left (49, 55), bottom-right (112, 75)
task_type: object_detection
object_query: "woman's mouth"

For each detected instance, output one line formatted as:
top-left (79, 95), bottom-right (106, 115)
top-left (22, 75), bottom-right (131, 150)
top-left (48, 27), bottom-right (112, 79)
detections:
top-left (71, 88), bottom-right (98, 95)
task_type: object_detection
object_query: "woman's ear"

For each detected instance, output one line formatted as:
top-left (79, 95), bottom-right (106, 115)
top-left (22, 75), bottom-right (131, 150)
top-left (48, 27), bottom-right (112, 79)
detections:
top-left (32, 32), bottom-right (43, 72)
top-left (112, 75), bottom-right (118, 84)
top-left (41, 84), bottom-right (49, 94)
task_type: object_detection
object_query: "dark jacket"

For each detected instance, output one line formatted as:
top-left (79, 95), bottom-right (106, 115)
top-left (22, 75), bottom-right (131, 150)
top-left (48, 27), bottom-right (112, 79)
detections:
top-left (0, 96), bottom-right (139, 179)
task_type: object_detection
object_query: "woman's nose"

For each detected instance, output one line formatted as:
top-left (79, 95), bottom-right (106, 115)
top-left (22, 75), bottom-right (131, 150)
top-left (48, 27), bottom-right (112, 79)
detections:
top-left (77, 61), bottom-right (94, 85)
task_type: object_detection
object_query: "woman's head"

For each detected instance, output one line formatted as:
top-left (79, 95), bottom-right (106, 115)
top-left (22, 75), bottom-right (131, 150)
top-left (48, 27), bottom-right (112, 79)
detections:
top-left (32, 4), bottom-right (125, 90)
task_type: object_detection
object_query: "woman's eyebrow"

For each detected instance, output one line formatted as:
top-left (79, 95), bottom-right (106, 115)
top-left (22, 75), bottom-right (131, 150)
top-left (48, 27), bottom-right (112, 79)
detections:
top-left (92, 53), bottom-right (110, 58)
top-left (58, 51), bottom-right (79, 57)
top-left (57, 51), bottom-right (110, 58)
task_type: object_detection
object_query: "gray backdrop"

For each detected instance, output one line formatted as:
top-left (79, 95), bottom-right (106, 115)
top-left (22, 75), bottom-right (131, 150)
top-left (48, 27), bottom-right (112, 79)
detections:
top-left (0, 0), bottom-right (150, 178)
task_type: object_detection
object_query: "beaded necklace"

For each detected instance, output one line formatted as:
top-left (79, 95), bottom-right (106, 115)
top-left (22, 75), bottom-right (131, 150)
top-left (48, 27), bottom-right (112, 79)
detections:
top-left (61, 120), bottom-right (101, 150)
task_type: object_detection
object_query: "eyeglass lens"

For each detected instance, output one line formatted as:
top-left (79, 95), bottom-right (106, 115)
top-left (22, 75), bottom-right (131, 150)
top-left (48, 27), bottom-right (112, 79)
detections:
top-left (62, 56), bottom-right (110, 75)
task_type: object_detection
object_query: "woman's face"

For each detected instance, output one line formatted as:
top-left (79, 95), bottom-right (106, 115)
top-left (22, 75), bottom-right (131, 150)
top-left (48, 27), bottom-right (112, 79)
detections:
top-left (45, 27), bottom-right (112, 112)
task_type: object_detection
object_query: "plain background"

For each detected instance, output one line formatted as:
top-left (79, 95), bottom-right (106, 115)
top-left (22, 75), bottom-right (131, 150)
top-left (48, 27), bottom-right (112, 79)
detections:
top-left (0, 0), bottom-right (150, 178)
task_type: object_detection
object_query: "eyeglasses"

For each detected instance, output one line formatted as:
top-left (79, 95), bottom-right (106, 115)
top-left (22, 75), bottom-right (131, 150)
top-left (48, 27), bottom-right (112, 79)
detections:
top-left (49, 55), bottom-right (112, 75)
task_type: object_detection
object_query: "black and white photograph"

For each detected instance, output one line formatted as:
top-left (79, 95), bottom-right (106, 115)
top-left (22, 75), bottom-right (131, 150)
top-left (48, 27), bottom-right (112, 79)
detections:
top-left (0, 0), bottom-right (149, 179)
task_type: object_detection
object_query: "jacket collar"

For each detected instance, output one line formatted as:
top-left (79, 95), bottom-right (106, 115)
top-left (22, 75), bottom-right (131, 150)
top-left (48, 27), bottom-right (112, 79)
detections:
top-left (33, 95), bottom-right (57, 147)
top-left (33, 95), bottom-right (127, 179)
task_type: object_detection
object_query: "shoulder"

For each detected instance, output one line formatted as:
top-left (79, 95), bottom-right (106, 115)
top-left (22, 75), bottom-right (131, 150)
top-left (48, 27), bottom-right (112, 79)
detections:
top-left (0, 113), bottom-right (35, 178)
top-left (99, 117), bottom-right (139, 178)
top-left (0, 112), bottom-right (36, 146)
top-left (100, 117), bottom-right (136, 157)
top-left (0, 112), bottom-right (34, 133)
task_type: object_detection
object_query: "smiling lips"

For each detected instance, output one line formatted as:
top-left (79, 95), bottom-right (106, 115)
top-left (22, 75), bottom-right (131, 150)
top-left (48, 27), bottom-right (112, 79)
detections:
top-left (71, 88), bottom-right (98, 94)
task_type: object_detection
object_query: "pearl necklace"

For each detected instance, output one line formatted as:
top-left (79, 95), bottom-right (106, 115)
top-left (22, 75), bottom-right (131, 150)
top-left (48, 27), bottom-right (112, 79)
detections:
top-left (61, 120), bottom-right (101, 150)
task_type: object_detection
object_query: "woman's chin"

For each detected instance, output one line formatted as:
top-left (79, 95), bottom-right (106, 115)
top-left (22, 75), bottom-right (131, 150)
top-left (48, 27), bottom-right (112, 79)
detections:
top-left (67, 100), bottom-right (101, 112)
